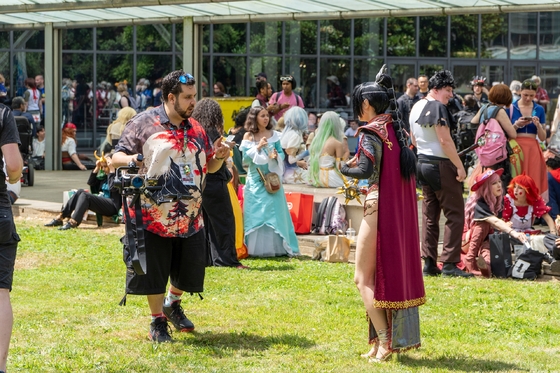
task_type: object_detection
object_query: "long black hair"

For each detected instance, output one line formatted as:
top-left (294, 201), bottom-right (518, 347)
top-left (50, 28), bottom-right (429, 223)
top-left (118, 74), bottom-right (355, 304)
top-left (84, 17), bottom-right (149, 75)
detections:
top-left (351, 65), bottom-right (416, 180)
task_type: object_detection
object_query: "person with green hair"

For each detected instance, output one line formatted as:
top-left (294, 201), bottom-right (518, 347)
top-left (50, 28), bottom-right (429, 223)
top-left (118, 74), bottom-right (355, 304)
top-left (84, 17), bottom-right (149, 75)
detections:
top-left (308, 111), bottom-right (346, 187)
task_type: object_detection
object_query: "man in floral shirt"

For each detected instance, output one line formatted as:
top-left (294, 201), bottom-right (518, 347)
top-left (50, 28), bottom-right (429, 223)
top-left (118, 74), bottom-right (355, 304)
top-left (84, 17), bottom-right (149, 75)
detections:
top-left (113, 70), bottom-right (230, 342)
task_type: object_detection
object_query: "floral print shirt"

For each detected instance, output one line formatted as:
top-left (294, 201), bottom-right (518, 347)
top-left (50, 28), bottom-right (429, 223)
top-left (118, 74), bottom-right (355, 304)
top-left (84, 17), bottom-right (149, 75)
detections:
top-left (115, 105), bottom-right (214, 238)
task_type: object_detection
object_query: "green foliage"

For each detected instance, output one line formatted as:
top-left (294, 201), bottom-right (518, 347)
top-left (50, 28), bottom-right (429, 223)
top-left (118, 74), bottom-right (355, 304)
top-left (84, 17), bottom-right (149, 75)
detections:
top-left (9, 220), bottom-right (560, 372)
top-left (387, 17), bottom-right (416, 56)
top-left (419, 16), bottom-right (448, 57)
top-left (213, 23), bottom-right (247, 54)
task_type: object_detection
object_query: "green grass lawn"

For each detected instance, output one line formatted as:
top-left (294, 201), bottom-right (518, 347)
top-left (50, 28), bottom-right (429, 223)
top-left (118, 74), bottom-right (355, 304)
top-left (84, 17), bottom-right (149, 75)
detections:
top-left (9, 219), bottom-right (560, 372)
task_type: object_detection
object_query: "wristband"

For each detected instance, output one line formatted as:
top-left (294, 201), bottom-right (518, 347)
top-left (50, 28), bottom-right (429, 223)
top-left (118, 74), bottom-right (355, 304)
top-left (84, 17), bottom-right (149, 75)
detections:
top-left (214, 155), bottom-right (226, 161)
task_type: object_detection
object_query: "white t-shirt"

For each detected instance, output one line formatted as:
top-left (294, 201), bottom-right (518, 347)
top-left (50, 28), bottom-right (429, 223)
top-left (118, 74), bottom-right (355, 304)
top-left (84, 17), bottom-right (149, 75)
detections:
top-left (32, 138), bottom-right (45, 158)
top-left (410, 98), bottom-right (448, 159)
top-left (61, 137), bottom-right (77, 157)
top-left (344, 127), bottom-right (358, 137)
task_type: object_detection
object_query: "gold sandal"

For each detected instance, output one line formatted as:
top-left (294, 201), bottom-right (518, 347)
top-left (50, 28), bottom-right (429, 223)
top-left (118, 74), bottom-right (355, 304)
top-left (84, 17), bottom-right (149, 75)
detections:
top-left (368, 328), bottom-right (392, 363)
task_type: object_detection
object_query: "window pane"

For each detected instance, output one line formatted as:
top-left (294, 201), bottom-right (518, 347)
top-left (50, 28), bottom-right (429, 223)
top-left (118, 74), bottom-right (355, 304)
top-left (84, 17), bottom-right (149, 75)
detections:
top-left (509, 13), bottom-right (537, 60)
top-left (136, 25), bottom-right (173, 52)
top-left (388, 64), bottom-right (416, 94)
top-left (0, 32), bottom-right (10, 49)
top-left (387, 17), bottom-right (415, 57)
top-left (286, 20), bottom-right (317, 55)
top-left (354, 58), bottom-right (384, 87)
top-left (13, 30), bottom-right (44, 50)
top-left (201, 24), bottom-right (209, 53)
top-left (202, 56), bottom-right (210, 97)
top-left (249, 56), bottom-right (281, 95)
top-left (213, 24), bottom-right (247, 54)
top-left (480, 14), bottom-right (508, 59)
top-left (250, 22), bottom-right (281, 55)
top-left (62, 53), bottom-right (92, 133)
top-left (480, 65), bottom-right (505, 86)
top-left (213, 56), bottom-right (246, 96)
top-left (62, 28), bottom-right (93, 50)
top-left (13, 52), bottom-right (44, 97)
top-left (512, 65), bottom-right (536, 83)
top-left (540, 66), bottom-right (560, 119)
top-left (450, 15), bottom-right (478, 58)
top-left (136, 54), bottom-right (173, 86)
top-left (285, 57), bottom-right (316, 108)
top-left (354, 18), bottom-right (383, 57)
top-left (452, 65), bottom-right (477, 95)
top-left (174, 22), bottom-right (183, 51)
top-left (419, 63), bottom-right (445, 79)
top-left (420, 16), bottom-right (447, 57)
top-left (319, 58), bottom-right (350, 110)
top-left (319, 20), bottom-right (351, 56)
top-left (97, 54), bottom-right (133, 84)
top-left (539, 12), bottom-right (560, 61)
top-left (97, 26), bottom-right (133, 51)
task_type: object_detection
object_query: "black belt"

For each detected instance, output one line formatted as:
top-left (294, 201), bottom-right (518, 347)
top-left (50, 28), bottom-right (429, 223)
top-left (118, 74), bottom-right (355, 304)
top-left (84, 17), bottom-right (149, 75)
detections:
top-left (418, 155), bottom-right (449, 165)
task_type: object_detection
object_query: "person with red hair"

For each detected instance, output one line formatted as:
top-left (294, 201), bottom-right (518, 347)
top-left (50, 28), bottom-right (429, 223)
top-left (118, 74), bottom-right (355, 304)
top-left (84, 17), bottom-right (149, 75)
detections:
top-left (462, 169), bottom-right (528, 277)
top-left (61, 123), bottom-right (94, 170)
top-left (503, 173), bottom-right (556, 234)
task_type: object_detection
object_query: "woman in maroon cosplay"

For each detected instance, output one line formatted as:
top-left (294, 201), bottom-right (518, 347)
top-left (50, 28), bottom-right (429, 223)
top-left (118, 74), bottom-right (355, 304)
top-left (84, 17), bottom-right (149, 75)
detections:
top-left (340, 66), bottom-right (425, 362)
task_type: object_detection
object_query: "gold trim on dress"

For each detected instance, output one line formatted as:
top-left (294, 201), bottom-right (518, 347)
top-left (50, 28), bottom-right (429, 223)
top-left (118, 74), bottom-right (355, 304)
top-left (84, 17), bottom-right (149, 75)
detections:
top-left (373, 296), bottom-right (426, 310)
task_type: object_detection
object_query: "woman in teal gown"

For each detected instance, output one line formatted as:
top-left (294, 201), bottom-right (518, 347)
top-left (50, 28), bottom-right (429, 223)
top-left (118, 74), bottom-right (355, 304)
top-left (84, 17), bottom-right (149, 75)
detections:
top-left (240, 106), bottom-right (300, 257)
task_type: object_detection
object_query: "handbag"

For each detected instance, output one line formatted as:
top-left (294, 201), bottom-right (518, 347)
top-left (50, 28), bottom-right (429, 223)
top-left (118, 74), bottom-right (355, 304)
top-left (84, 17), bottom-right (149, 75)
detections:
top-left (285, 192), bottom-right (314, 234)
top-left (256, 167), bottom-right (281, 194)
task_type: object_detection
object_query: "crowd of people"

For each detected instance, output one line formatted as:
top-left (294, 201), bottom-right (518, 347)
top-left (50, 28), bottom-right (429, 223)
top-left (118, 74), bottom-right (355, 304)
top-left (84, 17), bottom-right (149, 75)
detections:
top-left (4, 65), bottom-right (560, 373)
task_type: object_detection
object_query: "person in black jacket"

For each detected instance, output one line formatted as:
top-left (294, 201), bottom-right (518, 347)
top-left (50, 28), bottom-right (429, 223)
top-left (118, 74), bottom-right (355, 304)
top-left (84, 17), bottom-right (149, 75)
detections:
top-left (44, 153), bottom-right (121, 230)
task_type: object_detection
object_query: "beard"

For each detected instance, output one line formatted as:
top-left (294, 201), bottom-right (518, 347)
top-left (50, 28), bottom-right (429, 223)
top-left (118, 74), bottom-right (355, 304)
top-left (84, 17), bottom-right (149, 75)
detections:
top-left (174, 99), bottom-right (193, 120)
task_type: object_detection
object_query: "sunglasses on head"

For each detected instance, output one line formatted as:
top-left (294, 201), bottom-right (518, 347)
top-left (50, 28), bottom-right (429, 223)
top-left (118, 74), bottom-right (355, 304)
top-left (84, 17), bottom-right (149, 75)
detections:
top-left (178, 73), bottom-right (195, 85)
top-left (522, 81), bottom-right (538, 90)
top-left (280, 76), bottom-right (293, 82)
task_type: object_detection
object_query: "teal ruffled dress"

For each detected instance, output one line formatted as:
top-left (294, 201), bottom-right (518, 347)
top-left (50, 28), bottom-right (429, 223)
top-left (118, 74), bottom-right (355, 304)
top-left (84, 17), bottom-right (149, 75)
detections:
top-left (240, 131), bottom-right (300, 257)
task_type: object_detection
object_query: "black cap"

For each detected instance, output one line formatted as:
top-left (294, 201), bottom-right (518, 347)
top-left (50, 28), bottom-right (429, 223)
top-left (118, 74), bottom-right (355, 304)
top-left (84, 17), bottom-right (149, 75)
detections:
top-left (255, 72), bottom-right (267, 79)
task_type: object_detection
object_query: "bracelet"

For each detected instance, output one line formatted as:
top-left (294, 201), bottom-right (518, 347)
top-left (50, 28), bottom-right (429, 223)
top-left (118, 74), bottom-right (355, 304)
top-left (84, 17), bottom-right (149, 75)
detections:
top-left (214, 155), bottom-right (226, 161)
top-left (513, 124), bottom-right (519, 129)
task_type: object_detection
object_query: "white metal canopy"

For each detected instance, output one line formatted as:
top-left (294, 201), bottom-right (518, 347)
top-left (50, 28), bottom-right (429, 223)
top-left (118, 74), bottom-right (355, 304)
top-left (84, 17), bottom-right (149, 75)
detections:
top-left (1, 0), bottom-right (560, 29)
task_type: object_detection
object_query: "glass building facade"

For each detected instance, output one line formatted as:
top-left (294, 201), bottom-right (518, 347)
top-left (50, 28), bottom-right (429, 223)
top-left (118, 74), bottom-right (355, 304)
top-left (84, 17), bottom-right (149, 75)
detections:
top-left (1, 11), bottom-right (559, 150)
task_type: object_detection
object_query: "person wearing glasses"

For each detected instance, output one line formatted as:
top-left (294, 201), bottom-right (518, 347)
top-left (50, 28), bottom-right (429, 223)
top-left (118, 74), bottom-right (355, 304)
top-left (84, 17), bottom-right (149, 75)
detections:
top-left (509, 79), bottom-right (548, 200)
top-left (268, 75), bottom-right (304, 121)
top-left (112, 70), bottom-right (230, 343)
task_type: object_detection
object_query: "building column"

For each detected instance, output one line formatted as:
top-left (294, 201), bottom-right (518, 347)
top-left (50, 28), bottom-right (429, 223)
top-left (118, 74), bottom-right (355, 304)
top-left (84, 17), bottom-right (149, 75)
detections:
top-left (182, 17), bottom-right (202, 96)
top-left (44, 23), bottom-right (62, 170)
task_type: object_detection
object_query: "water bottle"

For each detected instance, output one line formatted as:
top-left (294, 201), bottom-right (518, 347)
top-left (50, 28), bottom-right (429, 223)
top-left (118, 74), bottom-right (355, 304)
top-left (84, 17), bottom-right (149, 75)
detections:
top-left (524, 233), bottom-right (532, 251)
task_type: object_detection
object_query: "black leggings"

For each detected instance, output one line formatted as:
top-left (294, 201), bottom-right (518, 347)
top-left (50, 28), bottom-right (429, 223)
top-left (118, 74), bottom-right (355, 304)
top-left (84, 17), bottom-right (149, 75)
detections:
top-left (62, 189), bottom-right (119, 224)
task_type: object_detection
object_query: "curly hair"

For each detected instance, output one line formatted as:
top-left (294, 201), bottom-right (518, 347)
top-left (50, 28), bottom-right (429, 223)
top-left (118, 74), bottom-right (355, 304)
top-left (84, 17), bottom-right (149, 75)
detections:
top-left (61, 126), bottom-right (76, 145)
top-left (161, 70), bottom-right (196, 103)
top-left (507, 174), bottom-right (540, 207)
top-left (428, 70), bottom-right (456, 91)
top-left (245, 106), bottom-right (272, 133)
top-left (191, 98), bottom-right (224, 142)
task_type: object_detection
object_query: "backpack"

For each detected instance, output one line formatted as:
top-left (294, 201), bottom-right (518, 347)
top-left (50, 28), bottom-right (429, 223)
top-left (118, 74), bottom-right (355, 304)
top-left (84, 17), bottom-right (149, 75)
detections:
top-left (508, 249), bottom-right (544, 280)
top-left (127, 95), bottom-right (139, 110)
top-left (311, 196), bottom-right (348, 235)
top-left (273, 91), bottom-right (303, 107)
top-left (474, 104), bottom-right (507, 167)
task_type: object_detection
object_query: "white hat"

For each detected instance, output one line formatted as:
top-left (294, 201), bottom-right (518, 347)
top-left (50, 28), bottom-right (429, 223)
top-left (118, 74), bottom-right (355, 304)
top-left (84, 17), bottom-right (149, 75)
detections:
top-left (326, 76), bottom-right (340, 85)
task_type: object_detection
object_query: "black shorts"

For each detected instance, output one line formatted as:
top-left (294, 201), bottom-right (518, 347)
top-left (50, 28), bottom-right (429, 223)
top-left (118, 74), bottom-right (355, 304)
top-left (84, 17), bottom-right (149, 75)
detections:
top-left (124, 229), bottom-right (207, 295)
top-left (0, 207), bottom-right (20, 291)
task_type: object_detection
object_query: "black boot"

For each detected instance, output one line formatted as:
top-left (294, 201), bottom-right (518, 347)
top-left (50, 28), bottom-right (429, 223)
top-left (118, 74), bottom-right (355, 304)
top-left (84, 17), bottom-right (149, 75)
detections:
top-left (423, 256), bottom-right (441, 277)
top-left (442, 262), bottom-right (474, 278)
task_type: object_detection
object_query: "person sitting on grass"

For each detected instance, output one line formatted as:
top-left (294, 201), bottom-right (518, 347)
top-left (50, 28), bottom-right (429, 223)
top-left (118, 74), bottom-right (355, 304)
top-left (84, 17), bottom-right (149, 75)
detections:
top-left (546, 150), bottom-right (560, 220)
top-left (44, 153), bottom-right (121, 230)
top-left (502, 173), bottom-right (557, 235)
top-left (462, 168), bottom-right (528, 277)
